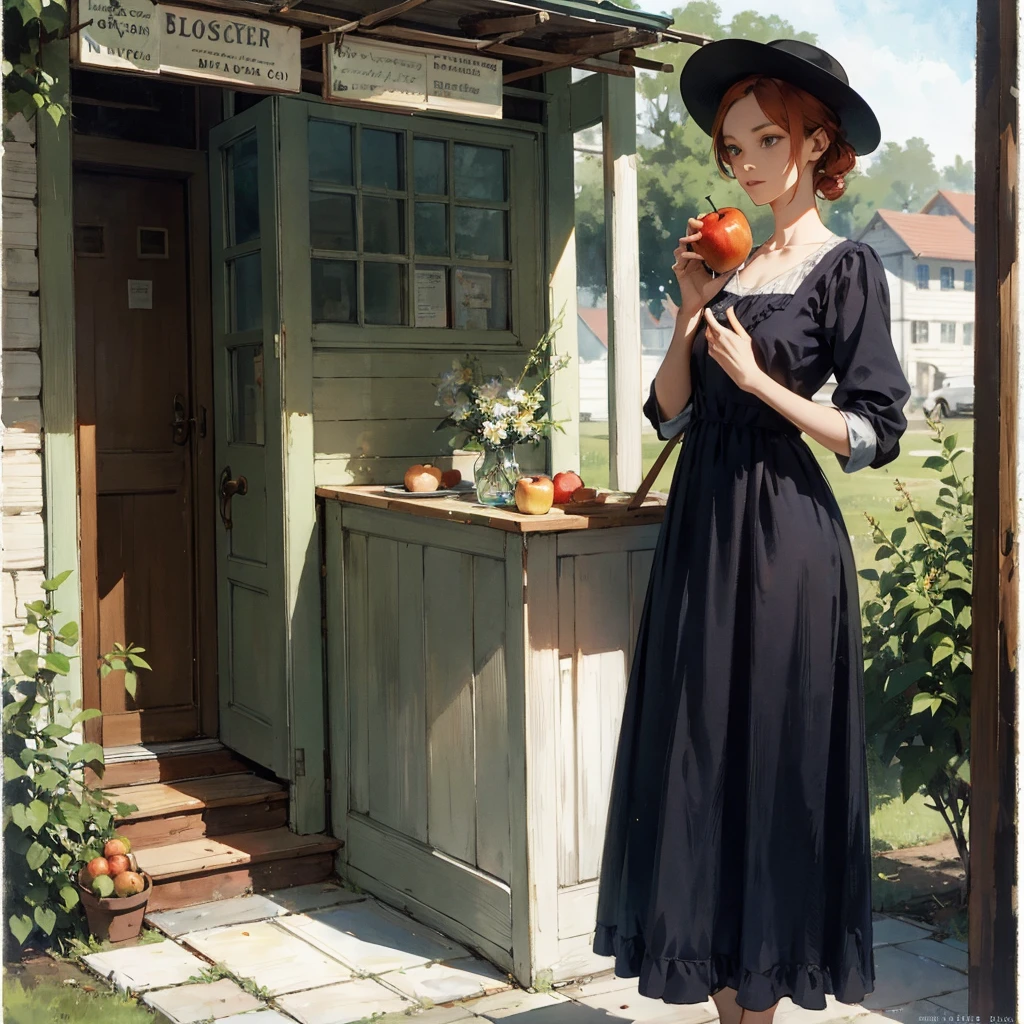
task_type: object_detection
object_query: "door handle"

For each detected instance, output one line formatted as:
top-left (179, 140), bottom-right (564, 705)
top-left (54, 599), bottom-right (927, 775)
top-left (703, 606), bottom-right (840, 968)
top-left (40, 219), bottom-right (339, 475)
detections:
top-left (219, 466), bottom-right (248, 530)
top-left (172, 393), bottom-right (190, 446)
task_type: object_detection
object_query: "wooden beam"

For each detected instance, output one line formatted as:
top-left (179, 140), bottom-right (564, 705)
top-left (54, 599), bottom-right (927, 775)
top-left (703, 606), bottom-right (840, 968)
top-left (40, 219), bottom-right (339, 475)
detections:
top-left (617, 48), bottom-right (673, 73)
top-left (970, 0), bottom-right (1018, 1012)
top-left (300, 20), bottom-right (358, 48)
top-left (576, 56), bottom-right (634, 78)
top-left (603, 73), bottom-right (642, 492)
top-left (461, 11), bottom-right (548, 37)
top-left (548, 28), bottom-right (643, 54)
top-left (360, 0), bottom-right (434, 28)
top-left (367, 22), bottom-right (556, 59)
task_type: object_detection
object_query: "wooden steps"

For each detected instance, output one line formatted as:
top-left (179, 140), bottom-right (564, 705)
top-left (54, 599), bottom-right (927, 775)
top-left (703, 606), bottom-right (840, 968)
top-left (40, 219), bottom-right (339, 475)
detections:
top-left (110, 773), bottom-right (289, 849)
top-left (136, 830), bottom-right (341, 912)
top-left (91, 740), bottom-right (342, 912)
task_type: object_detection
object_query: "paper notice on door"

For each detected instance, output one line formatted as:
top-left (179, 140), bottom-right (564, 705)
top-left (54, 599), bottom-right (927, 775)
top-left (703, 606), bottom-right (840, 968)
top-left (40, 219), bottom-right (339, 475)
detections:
top-left (128, 279), bottom-right (153, 309)
top-left (415, 269), bottom-right (447, 328)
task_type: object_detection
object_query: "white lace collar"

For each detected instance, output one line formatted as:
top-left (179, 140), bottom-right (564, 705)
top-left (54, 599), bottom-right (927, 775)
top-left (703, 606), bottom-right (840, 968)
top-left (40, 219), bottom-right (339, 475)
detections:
top-left (723, 234), bottom-right (847, 297)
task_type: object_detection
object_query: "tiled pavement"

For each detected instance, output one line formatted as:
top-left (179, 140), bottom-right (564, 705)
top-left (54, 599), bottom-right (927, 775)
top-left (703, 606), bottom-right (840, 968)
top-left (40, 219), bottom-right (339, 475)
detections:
top-left (81, 882), bottom-right (969, 1024)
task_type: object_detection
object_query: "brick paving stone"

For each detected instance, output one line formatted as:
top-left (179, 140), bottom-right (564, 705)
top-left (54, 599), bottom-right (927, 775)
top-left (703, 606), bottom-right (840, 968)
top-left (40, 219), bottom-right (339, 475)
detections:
top-left (82, 941), bottom-right (208, 995)
top-left (379, 956), bottom-right (514, 1004)
top-left (861, 946), bottom-right (970, 1011)
top-left (275, 977), bottom-right (419, 1024)
top-left (142, 978), bottom-right (263, 1022)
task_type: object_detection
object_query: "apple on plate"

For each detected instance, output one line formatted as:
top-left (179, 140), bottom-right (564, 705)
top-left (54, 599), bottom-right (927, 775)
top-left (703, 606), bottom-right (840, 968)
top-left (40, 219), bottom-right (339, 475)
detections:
top-left (404, 464), bottom-right (443, 492)
top-left (552, 471), bottom-right (584, 504)
top-left (691, 196), bottom-right (752, 274)
top-left (440, 469), bottom-right (462, 489)
top-left (515, 475), bottom-right (554, 515)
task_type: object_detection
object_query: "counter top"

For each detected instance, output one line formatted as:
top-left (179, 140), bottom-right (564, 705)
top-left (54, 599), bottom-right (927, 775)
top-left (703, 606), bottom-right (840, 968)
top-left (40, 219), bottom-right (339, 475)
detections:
top-left (316, 484), bottom-right (667, 534)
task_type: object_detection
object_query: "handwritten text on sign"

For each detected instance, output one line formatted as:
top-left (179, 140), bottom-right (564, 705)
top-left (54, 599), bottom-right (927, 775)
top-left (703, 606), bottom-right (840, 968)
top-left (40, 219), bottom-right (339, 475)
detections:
top-left (78, 0), bottom-right (159, 74)
top-left (327, 37), bottom-right (501, 119)
top-left (76, 0), bottom-right (300, 91)
top-left (161, 5), bottom-right (300, 90)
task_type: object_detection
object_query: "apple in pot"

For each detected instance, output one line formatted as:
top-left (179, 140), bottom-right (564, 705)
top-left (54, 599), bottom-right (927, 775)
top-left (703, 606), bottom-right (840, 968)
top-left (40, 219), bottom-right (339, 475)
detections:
top-left (515, 475), bottom-right (554, 515)
top-left (691, 196), bottom-right (753, 274)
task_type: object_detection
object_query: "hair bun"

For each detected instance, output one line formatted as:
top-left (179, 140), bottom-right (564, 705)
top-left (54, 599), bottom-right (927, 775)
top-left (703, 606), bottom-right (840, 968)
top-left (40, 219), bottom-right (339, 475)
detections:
top-left (816, 173), bottom-right (846, 201)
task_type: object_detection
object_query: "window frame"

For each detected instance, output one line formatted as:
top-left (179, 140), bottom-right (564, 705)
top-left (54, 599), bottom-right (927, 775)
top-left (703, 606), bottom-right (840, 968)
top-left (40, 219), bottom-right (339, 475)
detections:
top-left (916, 263), bottom-right (930, 289)
top-left (911, 320), bottom-right (930, 344)
top-left (964, 322), bottom-right (975, 346)
top-left (940, 321), bottom-right (956, 344)
top-left (295, 101), bottom-right (543, 351)
top-left (964, 268), bottom-right (975, 291)
top-left (940, 266), bottom-right (955, 290)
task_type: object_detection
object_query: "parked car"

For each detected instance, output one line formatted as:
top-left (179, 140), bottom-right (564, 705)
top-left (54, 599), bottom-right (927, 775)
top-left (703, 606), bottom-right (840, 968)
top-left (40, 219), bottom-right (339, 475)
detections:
top-left (923, 375), bottom-right (974, 419)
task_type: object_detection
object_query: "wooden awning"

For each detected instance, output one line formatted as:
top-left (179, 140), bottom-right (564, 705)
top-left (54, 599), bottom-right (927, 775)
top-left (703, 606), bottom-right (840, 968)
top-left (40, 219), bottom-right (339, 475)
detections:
top-left (176, 0), bottom-right (710, 82)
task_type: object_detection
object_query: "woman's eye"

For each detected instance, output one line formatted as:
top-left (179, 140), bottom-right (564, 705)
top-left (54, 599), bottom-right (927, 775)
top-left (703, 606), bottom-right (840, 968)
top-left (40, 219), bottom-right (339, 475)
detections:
top-left (726, 145), bottom-right (740, 156)
top-left (761, 135), bottom-right (781, 148)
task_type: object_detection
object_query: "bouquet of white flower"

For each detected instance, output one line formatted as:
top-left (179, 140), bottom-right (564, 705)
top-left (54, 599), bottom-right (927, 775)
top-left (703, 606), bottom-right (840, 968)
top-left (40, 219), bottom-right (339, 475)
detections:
top-left (433, 310), bottom-right (569, 452)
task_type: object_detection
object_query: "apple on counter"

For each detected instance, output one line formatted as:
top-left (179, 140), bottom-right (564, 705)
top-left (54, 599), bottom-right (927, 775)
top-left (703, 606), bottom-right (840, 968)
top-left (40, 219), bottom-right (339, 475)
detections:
top-left (515, 475), bottom-right (555, 515)
top-left (691, 195), bottom-right (753, 274)
top-left (552, 470), bottom-right (584, 504)
top-left (440, 469), bottom-right (462, 489)
top-left (404, 464), bottom-right (443, 492)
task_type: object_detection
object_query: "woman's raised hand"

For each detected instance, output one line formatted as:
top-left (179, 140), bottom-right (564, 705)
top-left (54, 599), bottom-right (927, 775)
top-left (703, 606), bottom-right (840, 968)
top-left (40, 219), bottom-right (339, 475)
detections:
top-left (672, 216), bottom-right (732, 314)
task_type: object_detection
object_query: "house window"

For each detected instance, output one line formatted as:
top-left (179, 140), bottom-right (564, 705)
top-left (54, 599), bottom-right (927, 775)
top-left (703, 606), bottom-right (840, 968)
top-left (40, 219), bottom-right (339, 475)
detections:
top-left (963, 322), bottom-right (974, 346)
top-left (964, 268), bottom-right (975, 291)
top-left (916, 264), bottom-right (930, 289)
top-left (911, 320), bottom-right (929, 344)
top-left (940, 321), bottom-right (956, 344)
top-left (308, 118), bottom-right (515, 332)
top-left (940, 266), bottom-right (954, 290)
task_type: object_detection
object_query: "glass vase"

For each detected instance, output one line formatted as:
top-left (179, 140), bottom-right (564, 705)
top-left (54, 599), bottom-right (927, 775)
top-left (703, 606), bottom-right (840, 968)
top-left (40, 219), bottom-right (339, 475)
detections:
top-left (473, 445), bottom-right (520, 507)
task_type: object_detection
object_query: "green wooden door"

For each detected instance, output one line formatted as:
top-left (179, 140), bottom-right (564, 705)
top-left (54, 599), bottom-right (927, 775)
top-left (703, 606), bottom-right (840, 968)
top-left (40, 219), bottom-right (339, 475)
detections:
top-left (209, 101), bottom-right (289, 778)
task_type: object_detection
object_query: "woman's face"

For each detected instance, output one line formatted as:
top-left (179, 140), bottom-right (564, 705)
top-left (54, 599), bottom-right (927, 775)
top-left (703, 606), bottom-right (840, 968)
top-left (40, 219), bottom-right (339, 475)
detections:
top-left (720, 91), bottom-right (825, 205)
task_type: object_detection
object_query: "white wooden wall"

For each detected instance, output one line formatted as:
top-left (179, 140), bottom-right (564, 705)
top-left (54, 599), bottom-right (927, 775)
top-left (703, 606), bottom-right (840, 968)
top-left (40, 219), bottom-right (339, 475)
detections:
top-left (2, 115), bottom-right (44, 646)
top-left (312, 348), bottom-right (546, 485)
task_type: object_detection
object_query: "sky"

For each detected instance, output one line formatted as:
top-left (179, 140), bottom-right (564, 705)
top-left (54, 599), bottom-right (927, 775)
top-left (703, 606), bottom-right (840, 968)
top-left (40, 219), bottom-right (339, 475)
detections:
top-left (640, 0), bottom-right (976, 171)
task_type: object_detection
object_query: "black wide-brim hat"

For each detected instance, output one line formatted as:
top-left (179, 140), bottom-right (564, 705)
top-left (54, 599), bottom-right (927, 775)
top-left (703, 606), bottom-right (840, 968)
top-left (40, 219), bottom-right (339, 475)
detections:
top-left (679, 38), bottom-right (881, 155)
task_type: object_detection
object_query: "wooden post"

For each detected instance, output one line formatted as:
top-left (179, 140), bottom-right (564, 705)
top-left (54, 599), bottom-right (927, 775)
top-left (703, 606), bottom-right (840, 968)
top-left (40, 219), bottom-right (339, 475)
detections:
top-left (37, 37), bottom-right (83, 707)
top-left (545, 69), bottom-right (580, 477)
top-left (971, 0), bottom-right (1017, 1012)
top-left (602, 74), bottom-right (642, 492)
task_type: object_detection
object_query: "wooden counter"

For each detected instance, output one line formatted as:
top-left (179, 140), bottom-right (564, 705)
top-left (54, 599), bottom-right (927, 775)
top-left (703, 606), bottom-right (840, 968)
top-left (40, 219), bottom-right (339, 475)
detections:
top-left (319, 483), bottom-right (665, 989)
top-left (315, 483), bottom-right (667, 532)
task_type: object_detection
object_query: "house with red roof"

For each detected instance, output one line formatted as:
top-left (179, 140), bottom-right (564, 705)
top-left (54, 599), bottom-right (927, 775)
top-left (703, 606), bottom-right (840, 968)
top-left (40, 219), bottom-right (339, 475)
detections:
top-left (857, 190), bottom-right (975, 396)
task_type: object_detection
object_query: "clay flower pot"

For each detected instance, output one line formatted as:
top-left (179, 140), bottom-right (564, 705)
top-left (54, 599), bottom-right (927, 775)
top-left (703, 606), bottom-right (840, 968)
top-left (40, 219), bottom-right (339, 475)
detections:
top-left (77, 861), bottom-right (153, 943)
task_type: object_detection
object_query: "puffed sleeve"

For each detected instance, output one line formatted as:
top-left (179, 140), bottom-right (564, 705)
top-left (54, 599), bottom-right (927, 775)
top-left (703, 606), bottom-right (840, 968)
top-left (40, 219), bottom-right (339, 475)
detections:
top-left (824, 242), bottom-right (911, 471)
top-left (643, 378), bottom-right (692, 441)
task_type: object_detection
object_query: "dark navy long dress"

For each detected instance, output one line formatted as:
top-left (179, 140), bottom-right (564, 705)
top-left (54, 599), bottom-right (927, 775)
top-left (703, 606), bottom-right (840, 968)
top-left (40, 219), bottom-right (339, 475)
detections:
top-left (592, 237), bottom-right (911, 1011)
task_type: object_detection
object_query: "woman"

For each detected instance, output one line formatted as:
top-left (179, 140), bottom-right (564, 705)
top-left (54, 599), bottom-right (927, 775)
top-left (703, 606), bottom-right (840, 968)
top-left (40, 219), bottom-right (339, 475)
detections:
top-left (591, 38), bottom-right (911, 1023)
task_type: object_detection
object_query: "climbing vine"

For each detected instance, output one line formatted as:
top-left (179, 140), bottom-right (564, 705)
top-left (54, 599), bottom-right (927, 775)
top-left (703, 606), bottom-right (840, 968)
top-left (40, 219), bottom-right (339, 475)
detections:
top-left (3, 0), bottom-right (70, 125)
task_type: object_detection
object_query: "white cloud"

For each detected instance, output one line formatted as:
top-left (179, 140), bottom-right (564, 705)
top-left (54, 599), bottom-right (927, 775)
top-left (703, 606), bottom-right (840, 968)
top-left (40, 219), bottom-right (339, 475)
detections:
top-left (663, 0), bottom-right (976, 170)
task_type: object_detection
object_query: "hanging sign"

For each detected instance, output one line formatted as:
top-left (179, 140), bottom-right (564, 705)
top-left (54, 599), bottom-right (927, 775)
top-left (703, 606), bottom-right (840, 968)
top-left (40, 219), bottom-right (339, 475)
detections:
top-left (78, 0), bottom-right (160, 74)
top-left (160, 5), bottom-right (300, 91)
top-left (74, 0), bottom-right (300, 92)
top-left (325, 37), bottom-right (502, 119)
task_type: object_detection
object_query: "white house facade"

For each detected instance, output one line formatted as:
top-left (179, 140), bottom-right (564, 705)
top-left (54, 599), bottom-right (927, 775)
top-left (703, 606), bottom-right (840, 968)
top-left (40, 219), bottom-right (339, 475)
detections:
top-left (857, 190), bottom-right (976, 396)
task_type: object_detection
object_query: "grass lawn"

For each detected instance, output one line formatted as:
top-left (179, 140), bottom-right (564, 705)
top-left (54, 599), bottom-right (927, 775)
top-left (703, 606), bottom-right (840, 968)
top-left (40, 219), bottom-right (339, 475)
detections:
top-left (579, 414), bottom-right (975, 856)
top-left (2, 976), bottom-right (158, 1023)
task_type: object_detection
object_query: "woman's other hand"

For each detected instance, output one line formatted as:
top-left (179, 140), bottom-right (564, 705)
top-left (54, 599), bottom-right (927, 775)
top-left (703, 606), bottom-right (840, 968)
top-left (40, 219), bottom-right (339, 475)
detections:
top-left (672, 216), bottom-right (732, 314)
top-left (703, 306), bottom-right (766, 394)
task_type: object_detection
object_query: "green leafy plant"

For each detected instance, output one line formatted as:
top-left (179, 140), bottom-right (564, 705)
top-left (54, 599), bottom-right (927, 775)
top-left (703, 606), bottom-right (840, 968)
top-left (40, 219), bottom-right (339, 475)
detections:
top-left (2, 569), bottom-right (151, 951)
top-left (859, 422), bottom-right (972, 900)
top-left (188, 963), bottom-right (271, 1001)
top-left (3, 0), bottom-right (69, 125)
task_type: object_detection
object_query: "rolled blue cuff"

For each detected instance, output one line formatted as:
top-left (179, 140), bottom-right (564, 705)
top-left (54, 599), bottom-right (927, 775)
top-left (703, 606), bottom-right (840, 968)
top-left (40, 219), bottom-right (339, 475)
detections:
top-left (645, 379), bottom-right (692, 440)
top-left (834, 408), bottom-right (877, 473)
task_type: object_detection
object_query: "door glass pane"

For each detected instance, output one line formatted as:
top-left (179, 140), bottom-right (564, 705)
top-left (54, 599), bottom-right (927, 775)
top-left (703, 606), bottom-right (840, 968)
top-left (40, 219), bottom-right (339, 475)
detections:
top-left (361, 129), bottom-right (404, 190)
top-left (415, 202), bottom-right (448, 257)
top-left (312, 259), bottom-right (357, 323)
top-left (414, 138), bottom-right (447, 195)
top-left (230, 345), bottom-right (264, 445)
top-left (455, 207), bottom-right (506, 261)
top-left (309, 120), bottom-right (353, 184)
top-left (365, 263), bottom-right (406, 325)
top-left (415, 265), bottom-right (448, 328)
top-left (310, 191), bottom-right (356, 251)
top-left (454, 144), bottom-right (506, 201)
top-left (230, 253), bottom-right (262, 332)
top-left (454, 267), bottom-right (509, 330)
top-left (227, 133), bottom-right (259, 245)
top-left (363, 197), bottom-right (405, 254)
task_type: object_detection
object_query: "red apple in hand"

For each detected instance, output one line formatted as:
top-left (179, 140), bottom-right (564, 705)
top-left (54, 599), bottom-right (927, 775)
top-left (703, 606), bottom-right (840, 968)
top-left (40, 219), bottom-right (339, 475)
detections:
top-left (691, 196), bottom-right (752, 274)
top-left (552, 471), bottom-right (584, 504)
top-left (515, 475), bottom-right (555, 515)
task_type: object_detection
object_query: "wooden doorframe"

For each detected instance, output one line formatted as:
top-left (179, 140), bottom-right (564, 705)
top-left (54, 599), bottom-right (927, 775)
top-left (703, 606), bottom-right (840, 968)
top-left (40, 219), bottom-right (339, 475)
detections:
top-left (971, 0), bottom-right (1018, 1012)
top-left (72, 137), bottom-right (218, 744)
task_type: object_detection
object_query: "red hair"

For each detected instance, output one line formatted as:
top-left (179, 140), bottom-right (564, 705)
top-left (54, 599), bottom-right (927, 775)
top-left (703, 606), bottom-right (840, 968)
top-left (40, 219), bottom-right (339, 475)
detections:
top-left (709, 75), bottom-right (857, 201)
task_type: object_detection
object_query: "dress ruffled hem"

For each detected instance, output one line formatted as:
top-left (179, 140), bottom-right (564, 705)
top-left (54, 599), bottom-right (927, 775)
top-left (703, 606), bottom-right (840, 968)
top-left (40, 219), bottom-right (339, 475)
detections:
top-left (592, 922), bottom-right (874, 1012)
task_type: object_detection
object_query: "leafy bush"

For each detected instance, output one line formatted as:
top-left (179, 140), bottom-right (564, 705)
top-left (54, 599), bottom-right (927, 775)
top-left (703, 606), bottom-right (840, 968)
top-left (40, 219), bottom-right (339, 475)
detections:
top-left (3, 570), bottom-right (150, 951)
top-left (860, 423), bottom-right (972, 899)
